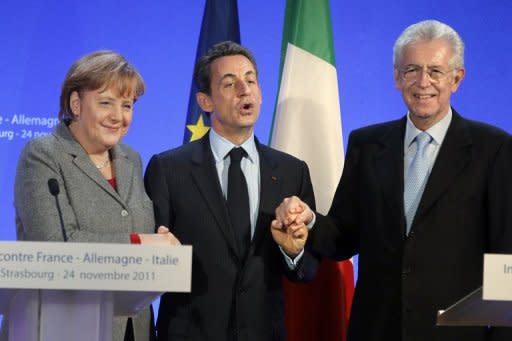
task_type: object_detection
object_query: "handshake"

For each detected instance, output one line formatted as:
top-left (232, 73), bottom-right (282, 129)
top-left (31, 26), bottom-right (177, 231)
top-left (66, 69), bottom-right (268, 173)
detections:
top-left (271, 196), bottom-right (314, 258)
top-left (136, 195), bottom-right (315, 259)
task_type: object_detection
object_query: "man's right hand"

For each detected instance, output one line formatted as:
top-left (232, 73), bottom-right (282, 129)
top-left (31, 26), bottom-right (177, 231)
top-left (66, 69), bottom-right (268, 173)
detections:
top-left (139, 225), bottom-right (181, 246)
top-left (271, 219), bottom-right (308, 257)
top-left (274, 196), bottom-right (313, 228)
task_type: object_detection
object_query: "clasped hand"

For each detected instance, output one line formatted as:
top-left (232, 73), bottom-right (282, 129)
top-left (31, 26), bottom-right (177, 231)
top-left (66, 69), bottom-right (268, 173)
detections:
top-left (271, 196), bottom-right (313, 257)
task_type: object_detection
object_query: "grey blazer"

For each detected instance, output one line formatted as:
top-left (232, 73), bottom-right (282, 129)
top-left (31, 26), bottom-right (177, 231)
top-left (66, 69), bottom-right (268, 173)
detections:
top-left (14, 122), bottom-right (155, 341)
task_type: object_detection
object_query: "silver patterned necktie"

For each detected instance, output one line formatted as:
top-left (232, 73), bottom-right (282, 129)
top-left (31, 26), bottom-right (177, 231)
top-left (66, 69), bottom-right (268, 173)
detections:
top-left (404, 132), bottom-right (432, 235)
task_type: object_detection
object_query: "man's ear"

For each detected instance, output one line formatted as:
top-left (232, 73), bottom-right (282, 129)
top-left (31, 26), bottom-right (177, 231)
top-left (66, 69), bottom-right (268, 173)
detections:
top-left (393, 67), bottom-right (402, 89)
top-left (450, 68), bottom-right (465, 93)
top-left (196, 92), bottom-right (213, 113)
top-left (70, 91), bottom-right (81, 116)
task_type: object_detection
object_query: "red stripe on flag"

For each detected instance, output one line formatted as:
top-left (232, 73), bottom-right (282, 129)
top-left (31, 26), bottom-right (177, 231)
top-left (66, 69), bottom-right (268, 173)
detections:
top-left (284, 259), bottom-right (354, 341)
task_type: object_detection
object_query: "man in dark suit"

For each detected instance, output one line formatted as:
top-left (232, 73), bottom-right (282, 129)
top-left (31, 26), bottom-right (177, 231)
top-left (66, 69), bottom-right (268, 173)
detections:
top-left (144, 41), bottom-right (318, 341)
top-left (274, 20), bottom-right (512, 341)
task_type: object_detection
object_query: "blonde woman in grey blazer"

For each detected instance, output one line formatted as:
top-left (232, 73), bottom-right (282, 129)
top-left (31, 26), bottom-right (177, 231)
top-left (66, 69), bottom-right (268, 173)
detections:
top-left (12, 51), bottom-right (177, 341)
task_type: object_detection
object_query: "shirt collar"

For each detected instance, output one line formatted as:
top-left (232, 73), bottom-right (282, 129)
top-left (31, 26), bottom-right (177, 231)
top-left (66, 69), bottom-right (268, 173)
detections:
top-left (405, 108), bottom-right (452, 148)
top-left (209, 128), bottom-right (257, 164)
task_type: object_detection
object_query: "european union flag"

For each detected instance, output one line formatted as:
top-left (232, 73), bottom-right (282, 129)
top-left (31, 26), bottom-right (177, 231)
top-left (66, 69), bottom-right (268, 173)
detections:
top-left (183, 0), bottom-right (241, 143)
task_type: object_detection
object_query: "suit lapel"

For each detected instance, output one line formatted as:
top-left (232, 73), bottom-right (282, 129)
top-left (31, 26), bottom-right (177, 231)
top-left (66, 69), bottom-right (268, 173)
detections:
top-left (55, 123), bottom-right (124, 205)
top-left (111, 144), bottom-right (134, 203)
top-left (413, 111), bottom-right (472, 226)
top-left (190, 136), bottom-right (241, 257)
top-left (374, 119), bottom-right (406, 224)
top-left (251, 142), bottom-right (280, 254)
top-left (72, 156), bottom-right (120, 199)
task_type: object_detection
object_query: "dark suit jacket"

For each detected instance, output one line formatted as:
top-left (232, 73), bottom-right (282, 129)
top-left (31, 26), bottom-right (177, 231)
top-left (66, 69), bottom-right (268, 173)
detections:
top-left (310, 110), bottom-right (512, 341)
top-left (144, 134), bottom-right (318, 341)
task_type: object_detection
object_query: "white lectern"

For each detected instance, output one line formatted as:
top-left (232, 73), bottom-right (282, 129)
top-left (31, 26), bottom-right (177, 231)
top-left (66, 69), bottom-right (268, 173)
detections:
top-left (437, 254), bottom-right (512, 326)
top-left (0, 241), bottom-right (192, 341)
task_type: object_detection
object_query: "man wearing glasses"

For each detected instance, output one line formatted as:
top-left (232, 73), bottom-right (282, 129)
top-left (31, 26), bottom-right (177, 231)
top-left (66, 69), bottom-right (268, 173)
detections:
top-left (273, 20), bottom-right (512, 341)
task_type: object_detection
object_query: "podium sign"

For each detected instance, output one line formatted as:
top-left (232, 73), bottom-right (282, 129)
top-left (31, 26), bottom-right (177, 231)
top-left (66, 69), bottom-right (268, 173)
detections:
top-left (483, 253), bottom-right (512, 301)
top-left (437, 253), bottom-right (512, 326)
top-left (0, 241), bottom-right (191, 292)
top-left (0, 241), bottom-right (192, 341)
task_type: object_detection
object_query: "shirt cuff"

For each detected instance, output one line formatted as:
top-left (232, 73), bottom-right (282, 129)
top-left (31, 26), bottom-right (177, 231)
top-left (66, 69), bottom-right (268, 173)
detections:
top-left (280, 246), bottom-right (304, 270)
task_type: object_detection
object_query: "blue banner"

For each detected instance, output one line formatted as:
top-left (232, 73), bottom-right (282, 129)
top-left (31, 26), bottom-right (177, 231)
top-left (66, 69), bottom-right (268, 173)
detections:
top-left (183, 0), bottom-right (241, 143)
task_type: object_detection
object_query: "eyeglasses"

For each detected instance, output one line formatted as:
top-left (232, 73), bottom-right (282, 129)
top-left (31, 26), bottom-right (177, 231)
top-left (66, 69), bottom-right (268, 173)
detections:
top-left (399, 65), bottom-right (455, 83)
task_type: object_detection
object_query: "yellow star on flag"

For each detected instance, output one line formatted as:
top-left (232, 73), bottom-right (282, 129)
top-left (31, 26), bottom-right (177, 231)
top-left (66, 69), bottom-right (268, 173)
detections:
top-left (186, 114), bottom-right (210, 142)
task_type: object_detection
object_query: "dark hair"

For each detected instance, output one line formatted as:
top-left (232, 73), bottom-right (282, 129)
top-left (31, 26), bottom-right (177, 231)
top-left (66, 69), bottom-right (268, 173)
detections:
top-left (59, 50), bottom-right (145, 123)
top-left (194, 41), bottom-right (258, 95)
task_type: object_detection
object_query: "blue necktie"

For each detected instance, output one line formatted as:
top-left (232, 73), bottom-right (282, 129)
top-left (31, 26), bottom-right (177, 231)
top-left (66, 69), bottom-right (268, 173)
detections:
top-left (404, 132), bottom-right (432, 235)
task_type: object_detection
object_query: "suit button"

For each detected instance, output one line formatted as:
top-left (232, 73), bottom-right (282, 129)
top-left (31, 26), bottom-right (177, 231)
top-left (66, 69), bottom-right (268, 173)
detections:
top-left (230, 252), bottom-right (239, 264)
top-left (238, 287), bottom-right (245, 294)
top-left (121, 210), bottom-right (129, 217)
top-left (402, 268), bottom-right (410, 279)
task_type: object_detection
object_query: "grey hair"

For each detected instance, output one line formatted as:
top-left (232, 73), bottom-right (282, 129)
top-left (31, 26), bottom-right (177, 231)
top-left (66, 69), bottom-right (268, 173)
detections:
top-left (393, 20), bottom-right (465, 69)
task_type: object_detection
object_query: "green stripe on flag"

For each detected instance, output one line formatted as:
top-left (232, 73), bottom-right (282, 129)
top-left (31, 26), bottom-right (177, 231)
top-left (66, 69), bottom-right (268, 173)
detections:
top-left (280, 0), bottom-right (336, 67)
top-left (272, 0), bottom-right (336, 134)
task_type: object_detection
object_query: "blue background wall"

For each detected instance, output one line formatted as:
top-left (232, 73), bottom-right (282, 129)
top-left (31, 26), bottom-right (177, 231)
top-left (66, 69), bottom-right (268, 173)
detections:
top-left (1, 0), bottom-right (511, 240)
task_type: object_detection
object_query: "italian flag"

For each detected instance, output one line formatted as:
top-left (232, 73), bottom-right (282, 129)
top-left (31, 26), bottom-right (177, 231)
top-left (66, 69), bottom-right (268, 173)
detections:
top-left (270, 1), bottom-right (354, 340)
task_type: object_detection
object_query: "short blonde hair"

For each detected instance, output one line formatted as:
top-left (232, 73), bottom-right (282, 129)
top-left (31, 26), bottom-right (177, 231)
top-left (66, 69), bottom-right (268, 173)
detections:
top-left (59, 50), bottom-right (145, 123)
